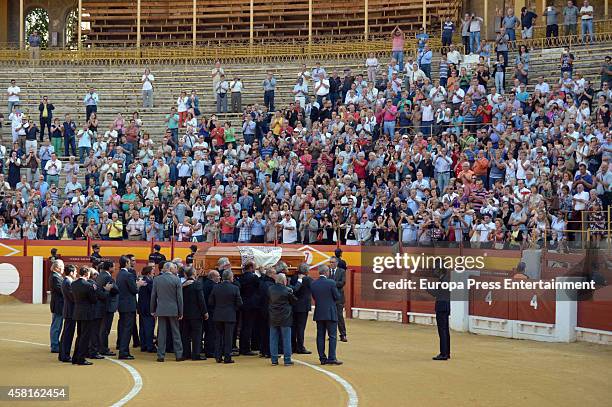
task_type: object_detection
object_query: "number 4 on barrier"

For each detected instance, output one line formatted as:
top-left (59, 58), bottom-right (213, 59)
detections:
top-left (530, 295), bottom-right (538, 310)
top-left (485, 290), bottom-right (492, 305)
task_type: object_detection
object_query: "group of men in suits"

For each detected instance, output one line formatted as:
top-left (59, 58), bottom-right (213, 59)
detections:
top-left (48, 250), bottom-right (351, 366)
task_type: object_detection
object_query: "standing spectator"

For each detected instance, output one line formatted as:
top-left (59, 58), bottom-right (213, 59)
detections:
top-left (563, 0), bottom-right (579, 36)
top-left (600, 56), bottom-right (612, 88)
top-left (141, 68), bottom-right (155, 108)
top-left (267, 273), bottom-right (297, 366)
top-left (293, 77), bottom-right (308, 107)
top-left (469, 14), bottom-right (484, 54)
top-left (365, 52), bottom-right (379, 82)
top-left (62, 114), bottom-right (77, 157)
top-left (441, 16), bottom-right (455, 49)
top-left (314, 72), bottom-right (330, 106)
top-left (502, 8), bottom-right (519, 41)
top-left (496, 27), bottom-right (510, 67)
top-left (215, 74), bottom-right (229, 113)
top-left (28, 31), bottom-right (41, 63)
top-left (278, 212), bottom-right (298, 244)
top-left (7, 79), bottom-right (20, 115)
top-left (219, 208), bottom-right (236, 243)
top-left (521, 6), bottom-right (538, 39)
top-left (561, 47), bottom-right (575, 78)
top-left (211, 60), bottom-right (224, 94)
top-left (83, 87), bottom-right (99, 121)
top-left (382, 98), bottom-right (398, 137)
top-left (165, 107), bottom-right (180, 144)
top-left (580, 0), bottom-right (594, 43)
top-left (543, 4), bottom-right (559, 39)
top-left (329, 70), bottom-right (342, 107)
top-left (151, 262), bottom-right (184, 362)
top-left (229, 76), bottom-right (243, 113)
top-left (177, 91), bottom-right (188, 127)
top-left (38, 96), bottom-right (54, 141)
top-left (263, 71), bottom-right (277, 112)
top-left (311, 265), bottom-right (342, 365)
top-left (391, 26), bottom-right (405, 71)
top-left (460, 13), bottom-right (471, 54)
top-left (419, 45), bottom-right (433, 79)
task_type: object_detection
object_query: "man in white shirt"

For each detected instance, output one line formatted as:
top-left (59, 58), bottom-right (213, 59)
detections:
top-left (44, 152), bottom-right (62, 187)
top-left (534, 76), bottom-right (550, 95)
top-left (278, 212), bottom-right (298, 244)
top-left (7, 79), bottom-right (20, 115)
top-left (127, 210), bottom-right (145, 240)
top-left (446, 44), bottom-right (462, 65)
top-left (141, 68), bottom-right (154, 108)
top-left (409, 63), bottom-right (427, 85)
top-left (354, 216), bottom-right (374, 243)
top-left (229, 76), bottom-right (243, 113)
top-left (572, 183), bottom-right (590, 211)
top-left (8, 104), bottom-right (24, 144)
top-left (580, 0), bottom-right (594, 43)
top-left (314, 73), bottom-right (330, 106)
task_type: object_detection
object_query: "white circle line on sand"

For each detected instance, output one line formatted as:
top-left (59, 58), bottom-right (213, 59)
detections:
top-left (0, 337), bottom-right (142, 406)
top-left (294, 360), bottom-right (359, 407)
top-left (0, 321), bottom-right (116, 332)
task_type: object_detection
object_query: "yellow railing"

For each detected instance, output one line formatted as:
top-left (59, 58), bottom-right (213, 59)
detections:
top-left (0, 24), bottom-right (611, 65)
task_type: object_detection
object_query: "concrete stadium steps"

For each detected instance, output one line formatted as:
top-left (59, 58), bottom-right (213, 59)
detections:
top-left (0, 41), bottom-right (610, 154)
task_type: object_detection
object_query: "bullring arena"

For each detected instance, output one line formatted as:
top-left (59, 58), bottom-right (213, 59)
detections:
top-left (1, 0), bottom-right (612, 406)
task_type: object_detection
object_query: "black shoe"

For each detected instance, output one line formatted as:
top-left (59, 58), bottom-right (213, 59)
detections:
top-left (59, 357), bottom-right (71, 363)
top-left (320, 360), bottom-right (327, 365)
top-left (223, 359), bottom-right (235, 364)
top-left (118, 355), bottom-right (135, 360)
top-left (284, 361), bottom-right (294, 366)
top-left (51, 350), bottom-right (59, 354)
top-left (432, 354), bottom-right (448, 361)
top-left (240, 351), bottom-right (257, 356)
top-left (216, 358), bottom-right (223, 363)
top-left (101, 351), bottom-right (116, 357)
top-left (176, 357), bottom-right (186, 362)
top-left (326, 360), bottom-right (343, 365)
top-left (340, 336), bottom-right (348, 342)
top-left (157, 357), bottom-right (164, 362)
top-left (271, 361), bottom-right (279, 366)
top-left (76, 360), bottom-right (93, 365)
top-left (296, 349), bottom-right (312, 354)
top-left (192, 356), bottom-right (206, 361)
top-left (88, 354), bottom-right (104, 359)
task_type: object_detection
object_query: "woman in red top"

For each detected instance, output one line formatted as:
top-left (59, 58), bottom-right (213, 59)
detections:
top-left (211, 124), bottom-right (225, 147)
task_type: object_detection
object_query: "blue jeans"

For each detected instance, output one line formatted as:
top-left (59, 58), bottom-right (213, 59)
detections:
top-left (392, 51), bottom-right (404, 72)
top-left (8, 101), bottom-right (17, 116)
top-left (315, 320), bottom-right (337, 363)
top-left (435, 171), bottom-right (450, 195)
top-left (50, 313), bottom-right (63, 352)
top-left (269, 326), bottom-right (292, 364)
top-left (582, 19), bottom-right (593, 43)
top-left (383, 120), bottom-right (395, 138)
top-left (495, 71), bottom-right (505, 94)
top-left (220, 233), bottom-right (234, 243)
top-left (64, 136), bottom-right (77, 157)
top-left (470, 31), bottom-right (481, 53)
top-left (421, 63), bottom-right (431, 79)
top-left (264, 90), bottom-right (275, 111)
top-left (506, 28), bottom-right (516, 41)
top-left (78, 146), bottom-right (90, 163)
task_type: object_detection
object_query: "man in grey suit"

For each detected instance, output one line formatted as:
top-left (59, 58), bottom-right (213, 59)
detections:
top-left (328, 256), bottom-right (347, 342)
top-left (151, 262), bottom-right (184, 362)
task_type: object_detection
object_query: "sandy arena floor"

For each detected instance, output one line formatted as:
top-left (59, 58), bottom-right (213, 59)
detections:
top-left (0, 302), bottom-right (610, 407)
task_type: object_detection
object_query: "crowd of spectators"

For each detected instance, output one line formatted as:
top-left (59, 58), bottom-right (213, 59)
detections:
top-left (0, 19), bottom-right (611, 248)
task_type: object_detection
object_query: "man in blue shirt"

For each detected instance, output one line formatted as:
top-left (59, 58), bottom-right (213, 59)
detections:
top-left (83, 87), bottom-right (99, 121)
top-left (418, 45), bottom-right (433, 80)
top-left (28, 31), bottom-right (41, 63)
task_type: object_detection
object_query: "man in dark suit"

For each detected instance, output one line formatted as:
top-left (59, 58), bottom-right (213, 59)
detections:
top-left (290, 263), bottom-right (312, 354)
top-left (209, 269), bottom-right (243, 364)
top-left (258, 267), bottom-right (276, 358)
top-left (151, 262), bottom-right (184, 362)
top-left (329, 256), bottom-right (348, 342)
top-left (59, 265), bottom-right (77, 363)
top-left (181, 267), bottom-right (208, 360)
top-left (200, 270), bottom-right (220, 358)
top-left (116, 255), bottom-right (146, 359)
top-left (49, 260), bottom-right (65, 353)
top-left (127, 254), bottom-right (141, 348)
top-left (268, 273), bottom-right (297, 366)
top-left (96, 261), bottom-right (119, 356)
top-left (71, 266), bottom-right (97, 365)
top-left (238, 261), bottom-right (260, 356)
top-left (137, 266), bottom-right (156, 353)
top-left (310, 265), bottom-right (342, 365)
top-left (87, 269), bottom-right (106, 359)
top-left (428, 268), bottom-right (451, 360)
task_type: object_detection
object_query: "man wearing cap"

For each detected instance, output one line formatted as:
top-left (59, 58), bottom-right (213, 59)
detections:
top-left (90, 244), bottom-right (103, 265)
